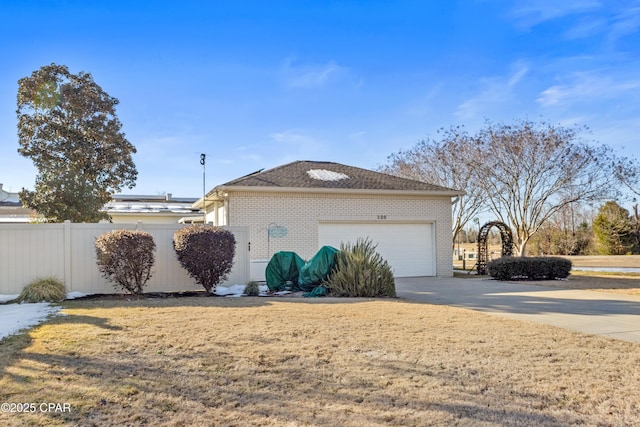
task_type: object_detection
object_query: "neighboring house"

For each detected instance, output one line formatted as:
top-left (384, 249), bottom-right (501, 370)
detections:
top-left (194, 161), bottom-right (463, 279)
top-left (105, 194), bottom-right (203, 224)
top-left (0, 183), bottom-right (32, 223)
top-left (0, 186), bottom-right (202, 224)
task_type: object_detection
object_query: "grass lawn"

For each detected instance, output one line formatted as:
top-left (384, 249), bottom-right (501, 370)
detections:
top-left (2, 292), bottom-right (640, 426)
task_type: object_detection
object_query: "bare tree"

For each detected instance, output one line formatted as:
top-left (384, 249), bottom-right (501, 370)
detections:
top-left (471, 120), bottom-right (620, 256)
top-left (528, 202), bottom-right (594, 256)
top-left (380, 126), bottom-right (486, 248)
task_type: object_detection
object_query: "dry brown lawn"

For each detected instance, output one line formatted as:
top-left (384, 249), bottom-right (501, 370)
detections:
top-left (563, 255), bottom-right (640, 268)
top-left (562, 255), bottom-right (640, 295)
top-left (2, 293), bottom-right (640, 426)
top-left (534, 272), bottom-right (640, 295)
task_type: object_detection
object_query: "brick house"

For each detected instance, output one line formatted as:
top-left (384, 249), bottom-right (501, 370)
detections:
top-left (194, 161), bottom-right (462, 279)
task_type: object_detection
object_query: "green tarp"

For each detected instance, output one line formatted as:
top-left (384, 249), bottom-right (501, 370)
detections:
top-left (298, 246), bottom-right (339, 292)
top-left (303, 286), bottom-right (328, 298)
top-left (265, 251), bottom-right (305, 291)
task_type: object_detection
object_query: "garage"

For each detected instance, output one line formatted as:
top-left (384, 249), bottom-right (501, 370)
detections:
top-left (318, 222), bottom-right (435, 277)
top-left (198, 161), bottom-right (461, 278)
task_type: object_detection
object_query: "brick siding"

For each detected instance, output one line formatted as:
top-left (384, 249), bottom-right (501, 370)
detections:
top-left (227, 191), bottom-right (453, 277)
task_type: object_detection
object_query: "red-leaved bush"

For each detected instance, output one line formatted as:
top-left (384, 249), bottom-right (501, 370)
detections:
top-left (173, 225), bottom-right (236, 293)
top-left (95, 229), bottom-right (156, 295)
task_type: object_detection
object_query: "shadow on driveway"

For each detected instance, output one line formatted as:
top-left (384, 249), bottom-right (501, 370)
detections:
top-left (395, 276), bottom-right (640, 343)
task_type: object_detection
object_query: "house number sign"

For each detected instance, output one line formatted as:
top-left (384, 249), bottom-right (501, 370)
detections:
top-left (268, 224), bottom-right (288, 238)
top-left (377, 215), bottom-right (387, 220)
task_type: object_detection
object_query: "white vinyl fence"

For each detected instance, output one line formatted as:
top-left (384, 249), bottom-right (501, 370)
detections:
top-left (0, 222), bottom-right (249, 295)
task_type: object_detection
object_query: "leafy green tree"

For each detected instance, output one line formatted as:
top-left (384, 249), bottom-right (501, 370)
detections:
top-left (17, 63), bottom-right (137, 222)
top-left (592, 201), bottom-right (638, 255)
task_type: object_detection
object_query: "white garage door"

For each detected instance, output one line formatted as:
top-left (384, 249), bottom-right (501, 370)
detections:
top-left (318, 222), bottom-right (435, 277)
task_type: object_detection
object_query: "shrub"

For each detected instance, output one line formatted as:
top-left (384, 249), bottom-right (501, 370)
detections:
top-left (487, 256), bottom-right (572, 281)
top-left (244, 281), bottom-right (260, 296)
top-left (173, 225), bottom-right (236, 293)
top-left (324, 238), bottom-right (396, 297)
top-left (16, 276), bottom-right (67, 303)
top-left (95, 229), bottom-right (156, 295)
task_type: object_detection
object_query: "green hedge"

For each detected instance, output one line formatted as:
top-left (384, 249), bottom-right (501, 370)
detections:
top-left (487, 256), bottom-right (572, 281)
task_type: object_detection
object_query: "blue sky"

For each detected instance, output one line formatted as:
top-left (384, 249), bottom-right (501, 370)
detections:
top-left (1, 0), bottom-right (639, 198)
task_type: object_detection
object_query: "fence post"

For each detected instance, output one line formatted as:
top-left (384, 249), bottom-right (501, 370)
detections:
top-left (64, 220), bottom-right (72, 291)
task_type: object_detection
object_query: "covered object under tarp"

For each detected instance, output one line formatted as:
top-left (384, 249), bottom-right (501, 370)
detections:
top-left (299, 246), bottom-right (339, 292)
top-left (265, 251), bottom-right (305, 291)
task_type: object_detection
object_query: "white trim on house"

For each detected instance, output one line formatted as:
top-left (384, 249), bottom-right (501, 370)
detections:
top-left (195, 185), bottom-right (462, 210)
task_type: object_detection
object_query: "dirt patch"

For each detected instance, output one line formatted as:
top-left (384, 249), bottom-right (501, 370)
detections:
top-left (2, 298), bottom-right (640, 426)
top-left (70, 289), bottom-right (308, 301)
top-left (72, 290), bottom-right (214, 300)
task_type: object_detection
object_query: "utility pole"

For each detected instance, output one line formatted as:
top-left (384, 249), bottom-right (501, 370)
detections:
top-left (200, 153), bottom-right (206, 224)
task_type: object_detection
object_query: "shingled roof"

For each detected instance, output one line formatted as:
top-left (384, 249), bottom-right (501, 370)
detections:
top-left (215, 161), bottom-right (460, 194)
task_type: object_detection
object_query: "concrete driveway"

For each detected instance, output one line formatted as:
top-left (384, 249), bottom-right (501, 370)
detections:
top-left (395, 276), bottom-right (640, 343)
